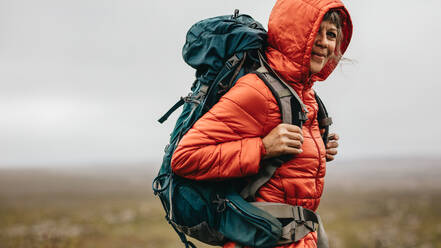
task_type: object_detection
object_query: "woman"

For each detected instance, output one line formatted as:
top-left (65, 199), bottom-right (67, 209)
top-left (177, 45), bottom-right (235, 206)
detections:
top-left (172, 0), bottom-right (353, 247)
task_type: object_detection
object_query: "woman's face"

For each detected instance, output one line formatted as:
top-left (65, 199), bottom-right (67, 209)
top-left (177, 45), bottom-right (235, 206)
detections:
top-left (310, 20), bottom-right (338, 75)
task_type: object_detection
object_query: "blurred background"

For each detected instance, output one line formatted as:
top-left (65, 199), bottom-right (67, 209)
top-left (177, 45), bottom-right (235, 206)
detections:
top-left (0, 0), bottom-right (440, 247)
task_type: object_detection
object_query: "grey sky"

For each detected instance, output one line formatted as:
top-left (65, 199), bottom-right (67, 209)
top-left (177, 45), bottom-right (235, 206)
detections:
top-left (0, 0), bottom-right (440, 168)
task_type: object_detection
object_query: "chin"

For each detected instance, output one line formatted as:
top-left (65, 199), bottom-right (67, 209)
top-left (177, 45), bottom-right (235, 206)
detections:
top-left (310, 65), bottom-right (323, 75)
top-left (310, 59), bottom-right (327, 74)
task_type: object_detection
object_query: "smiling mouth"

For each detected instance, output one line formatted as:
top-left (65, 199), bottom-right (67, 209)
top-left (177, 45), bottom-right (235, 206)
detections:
top-left (311, 51), bottom-right (328, 63)
top-left (312, 51), bottom-right (327, 58)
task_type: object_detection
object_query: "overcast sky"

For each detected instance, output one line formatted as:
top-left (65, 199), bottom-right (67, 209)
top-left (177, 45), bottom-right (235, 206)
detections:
top-left (0, 0), bottom-right (440, 168)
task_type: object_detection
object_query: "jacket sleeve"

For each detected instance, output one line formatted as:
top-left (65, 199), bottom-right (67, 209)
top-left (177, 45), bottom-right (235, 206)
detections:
top-left (171, 74), bottom-right (272, 180)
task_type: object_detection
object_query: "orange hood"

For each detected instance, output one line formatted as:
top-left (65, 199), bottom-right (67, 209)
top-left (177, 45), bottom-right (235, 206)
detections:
top-left (266, 0), bottom-right (353, 84)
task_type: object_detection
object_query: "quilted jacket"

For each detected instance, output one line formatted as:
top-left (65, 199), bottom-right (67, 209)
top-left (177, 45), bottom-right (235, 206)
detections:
top-left (171, 0), bottom-right (353, 247)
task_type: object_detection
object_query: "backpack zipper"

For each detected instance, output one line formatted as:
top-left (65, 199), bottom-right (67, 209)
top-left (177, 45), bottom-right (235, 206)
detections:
top-left (224, 198), bottom-right (272, 229)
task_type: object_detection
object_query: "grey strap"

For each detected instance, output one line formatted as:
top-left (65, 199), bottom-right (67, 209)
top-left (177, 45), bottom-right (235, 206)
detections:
top-left (251, 202), bottom-right (316, 221)
top-left (316, 214), bottom-right (329, 248)
top-left (257, 52), bottom-right (308, 114)
top-left (258, 72), bottom-right (293, 124)
top-left (240, 54), bottom-right (307, 201)
top-left (237, 52), bottom-right (330, 248)
top-left (251, 202), bottom-right (329, 248)
top-left (240, 158), bottom-right (284, 201)
top-left (252, 202), bottom-right (317, 240)
top-left (240, 64), bottom-right (294, 201)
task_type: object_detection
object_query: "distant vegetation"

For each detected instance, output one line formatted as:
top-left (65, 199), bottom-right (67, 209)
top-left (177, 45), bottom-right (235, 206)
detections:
top-left (1, 158), bottom-right (440, 248)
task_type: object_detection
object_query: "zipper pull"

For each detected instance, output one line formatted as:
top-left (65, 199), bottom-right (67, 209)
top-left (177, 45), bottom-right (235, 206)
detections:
top-left (213, 194), bottom-right (228, 213)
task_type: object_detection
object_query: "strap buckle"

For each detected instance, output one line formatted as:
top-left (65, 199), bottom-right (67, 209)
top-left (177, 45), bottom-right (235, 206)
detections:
top-left (298, 112), bottom-right (308, 123)
top-left (293, 206), bottom-right (305, 224)
top-left (225, 54), bottom-right (240, 69)
top-left (181, 94), bottom-right (201, 105)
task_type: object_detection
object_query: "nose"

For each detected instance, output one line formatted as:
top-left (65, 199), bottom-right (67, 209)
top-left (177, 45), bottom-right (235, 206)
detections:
top-left (315, 30), bottom-right (329, 48)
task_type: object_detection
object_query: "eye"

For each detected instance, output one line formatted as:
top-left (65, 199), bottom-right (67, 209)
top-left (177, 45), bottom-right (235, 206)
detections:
top-left (327, 31), bottom-right (337, 39)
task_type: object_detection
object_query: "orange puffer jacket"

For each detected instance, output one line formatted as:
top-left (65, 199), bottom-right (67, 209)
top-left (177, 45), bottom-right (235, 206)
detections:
top-left (171, 0), bottom-right (352, 247)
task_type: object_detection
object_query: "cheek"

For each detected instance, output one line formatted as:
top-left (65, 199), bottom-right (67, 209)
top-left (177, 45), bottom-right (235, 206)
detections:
top-left (329, 41), bottom-right (337, 55)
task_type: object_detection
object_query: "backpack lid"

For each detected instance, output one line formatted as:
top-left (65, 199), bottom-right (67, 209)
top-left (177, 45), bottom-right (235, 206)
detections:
top-left (182, 13), bottom-right (267, 85)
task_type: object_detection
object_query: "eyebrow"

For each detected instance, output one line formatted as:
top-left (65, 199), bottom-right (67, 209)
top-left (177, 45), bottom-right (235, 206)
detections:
top-left (328, 28), bottom-right (338, 32)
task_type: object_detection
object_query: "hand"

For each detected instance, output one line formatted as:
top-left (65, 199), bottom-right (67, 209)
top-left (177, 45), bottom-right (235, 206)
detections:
top-left (262, 124), bottom-right (303, 159)
top-left (326, 133), bottom-right (339, 162)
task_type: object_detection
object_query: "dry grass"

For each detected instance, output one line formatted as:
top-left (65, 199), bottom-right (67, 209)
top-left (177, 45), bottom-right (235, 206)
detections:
top-left (1, 159), bottom-right (440, 248)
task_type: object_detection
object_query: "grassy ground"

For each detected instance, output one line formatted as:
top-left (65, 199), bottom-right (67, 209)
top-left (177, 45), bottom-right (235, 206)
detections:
top-left (320, 189), bottom-right (441, 248)
top-left (1, 160), bottom-right (441, 248)
top-left (0, 192), bottom-right (183, 248)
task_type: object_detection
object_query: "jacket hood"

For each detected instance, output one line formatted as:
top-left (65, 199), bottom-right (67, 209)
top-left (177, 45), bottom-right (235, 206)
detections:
top-left (265, 0), bottom-right (353, 85)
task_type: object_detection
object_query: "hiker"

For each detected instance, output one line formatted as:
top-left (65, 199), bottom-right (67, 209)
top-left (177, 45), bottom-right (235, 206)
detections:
top-left (171, 0), bottom-right (352, 247)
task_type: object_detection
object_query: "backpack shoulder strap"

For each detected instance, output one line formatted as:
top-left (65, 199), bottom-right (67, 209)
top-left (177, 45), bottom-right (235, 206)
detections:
top-left (240, 52), bottom-right (307, 201)
top-left (240, 52), bottom-right (333, 201)
top-left (254, 52), bottom-right (308, 126)
top-left (314, 91), bottom-right (333, 145)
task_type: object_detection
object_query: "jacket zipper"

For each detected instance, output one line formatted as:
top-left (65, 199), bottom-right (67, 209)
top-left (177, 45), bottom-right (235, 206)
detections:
top-left (302, 88), bottom-right (323, 197)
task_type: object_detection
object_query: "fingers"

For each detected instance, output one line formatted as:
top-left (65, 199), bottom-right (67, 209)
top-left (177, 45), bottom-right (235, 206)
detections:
top-left (326, 154), bottom-right (335, 162)
top-left (285, 132), bottom-right (304, 143)
top-left (326, 148), bottom-right (338, 156)
top-left (264, 125), bottom-right (340, 161)
top-left (278, 124), bottom-right (303, 143)
top-left (280, 123), bottom-right (302, 133)
top-left (328, 133), bottom-right (339, 141)
top-left (285, 139), bottom-right (303, 149)
top-left (284, 147), bottom-right (303, 155)
top-left (262, 124), bottom-right (304, 159)
top-left (326, 134), bottom-right (339, 162)
top-left (326, 140), bottom-right (338, 149)
top-left (326, 144), bottom-right (338, 162)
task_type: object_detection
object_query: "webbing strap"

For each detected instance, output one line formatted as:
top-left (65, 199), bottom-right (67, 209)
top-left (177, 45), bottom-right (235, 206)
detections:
top-left (226, 52), bottom-right (247, 88)
top-left (240, 158), bottom-right (284, 201)
top-left (257, 52), bottom-right (308, 114)
top-left (169, 219), bottom-right (196, 248)
top-left (316, 214), bottom-right (329, 248)
top-left (255, 71), bottom-right (293, 124)
top-left (158, 84), bottom-right (209, 124)
top-left (233, 203), bottom-right (328, 248)
top-left (314, 91), bottom-right (332, 145)
top-left (252, 202), bottom-right (317, 241)
top-left (158, 98), bottom-right (185, 124)
top-left (251, 202), bottom-right (317, 221)
top-left (240, 55), bottom-right (307, 202)
top-left (314, 91), bottom-right (332, 129)
top-left (252, 202), bottom-right (327, 247)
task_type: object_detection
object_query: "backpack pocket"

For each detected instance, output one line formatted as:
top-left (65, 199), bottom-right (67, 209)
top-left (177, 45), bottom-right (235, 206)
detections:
top-left (170, 177), bottom-right (283, 248)
top-left (171, 178), bottom-right (226, 245)
top-left (219, 192), bottom-right (282, 248)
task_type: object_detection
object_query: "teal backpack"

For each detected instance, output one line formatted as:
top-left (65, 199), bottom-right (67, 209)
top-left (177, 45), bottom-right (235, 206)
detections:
top-left (153, 10), bottom-right (332, 248)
